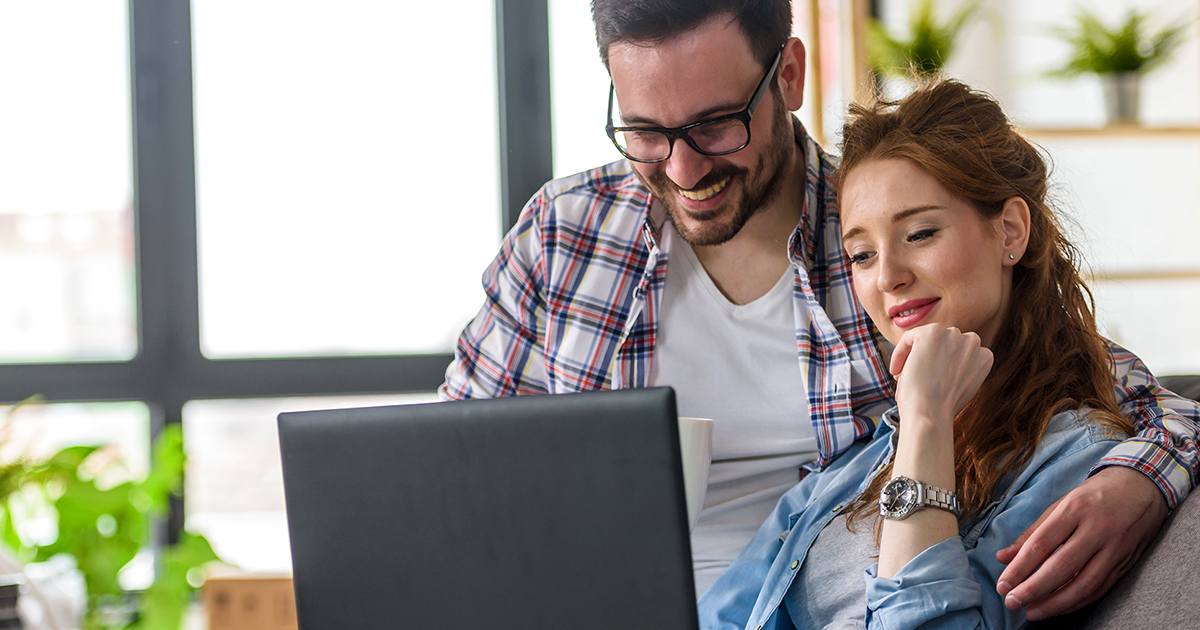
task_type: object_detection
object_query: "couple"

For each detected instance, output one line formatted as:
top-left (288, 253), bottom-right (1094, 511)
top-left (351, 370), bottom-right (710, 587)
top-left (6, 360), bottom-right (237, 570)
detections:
top-left (441, 0), bottom-right (1200, 627)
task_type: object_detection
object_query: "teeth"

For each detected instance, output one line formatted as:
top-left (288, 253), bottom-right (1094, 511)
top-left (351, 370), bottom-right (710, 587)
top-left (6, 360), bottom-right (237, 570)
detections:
top-left (897, 308), bottom-right (918, 318)
top-left (679, 177), bottom-right (730, 201)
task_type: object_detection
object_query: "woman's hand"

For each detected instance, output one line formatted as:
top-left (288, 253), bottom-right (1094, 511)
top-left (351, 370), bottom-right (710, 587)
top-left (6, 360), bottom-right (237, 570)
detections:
top-left (889, 324), bottom-right (994, 429)
top-left (878, 324), bottom-right (994, 579)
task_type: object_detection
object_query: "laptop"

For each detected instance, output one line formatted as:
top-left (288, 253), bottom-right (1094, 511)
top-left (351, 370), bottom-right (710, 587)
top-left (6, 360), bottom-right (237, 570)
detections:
top-left (278, 387), bottom-right (699, 629)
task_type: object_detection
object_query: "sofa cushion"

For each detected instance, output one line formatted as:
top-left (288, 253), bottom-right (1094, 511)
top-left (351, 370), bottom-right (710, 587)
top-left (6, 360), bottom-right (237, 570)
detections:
top-left (1047, 479), bottom-right (1200, 629)
top-left (1158, 374), bottom-right (1200, 403)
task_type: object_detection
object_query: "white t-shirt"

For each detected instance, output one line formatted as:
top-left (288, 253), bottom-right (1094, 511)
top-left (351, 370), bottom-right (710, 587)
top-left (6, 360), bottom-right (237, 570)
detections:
top-left (647, 222), bottom-right (819, 597)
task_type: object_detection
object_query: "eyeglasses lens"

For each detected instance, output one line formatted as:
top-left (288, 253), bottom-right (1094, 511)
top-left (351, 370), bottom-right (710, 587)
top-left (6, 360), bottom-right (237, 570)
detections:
top-left (614, 118), bottom-right (749, 162)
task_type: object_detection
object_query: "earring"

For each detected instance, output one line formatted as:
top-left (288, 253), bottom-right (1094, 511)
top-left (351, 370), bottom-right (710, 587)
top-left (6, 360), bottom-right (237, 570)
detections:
top-left (1008, 253), bottom-right (1015, 260)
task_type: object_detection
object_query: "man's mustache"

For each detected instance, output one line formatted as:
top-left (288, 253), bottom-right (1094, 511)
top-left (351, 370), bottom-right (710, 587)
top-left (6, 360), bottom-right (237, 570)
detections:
top-left (650, 165), bottom-right (747, 193)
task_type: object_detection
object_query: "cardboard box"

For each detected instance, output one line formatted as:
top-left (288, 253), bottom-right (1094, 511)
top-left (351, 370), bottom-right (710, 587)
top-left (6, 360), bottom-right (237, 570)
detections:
top-left (204, 574), bottom-right (297, 630)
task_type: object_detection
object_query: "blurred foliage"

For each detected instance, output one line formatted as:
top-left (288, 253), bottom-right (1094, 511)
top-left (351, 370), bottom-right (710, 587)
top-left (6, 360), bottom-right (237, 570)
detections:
top-left (0, 400), bottom-right (220, 630)
top-left (1049, 7), bottom-right (1190, 77)
top-left (867, 0), bottom-right (983, 78)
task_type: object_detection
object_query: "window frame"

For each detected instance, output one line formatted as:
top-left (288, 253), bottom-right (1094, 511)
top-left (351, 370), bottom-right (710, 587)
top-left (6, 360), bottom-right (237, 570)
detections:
top-left (0, 0), bottom-right (552, 543)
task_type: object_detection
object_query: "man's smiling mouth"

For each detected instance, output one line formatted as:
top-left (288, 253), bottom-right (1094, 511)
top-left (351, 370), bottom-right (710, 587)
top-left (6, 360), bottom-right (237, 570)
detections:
top-left (679, 177), bottom-right (730, 201)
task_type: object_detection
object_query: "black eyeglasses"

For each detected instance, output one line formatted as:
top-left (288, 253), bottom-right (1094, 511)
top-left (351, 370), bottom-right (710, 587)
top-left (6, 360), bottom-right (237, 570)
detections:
top-left (605, 49), bottom-right (783, 163)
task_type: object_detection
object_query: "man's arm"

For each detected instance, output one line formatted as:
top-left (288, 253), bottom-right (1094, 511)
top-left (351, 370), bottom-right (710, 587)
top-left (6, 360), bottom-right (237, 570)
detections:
top-left (440, 195), bottom-right (550, 400)
top-left (995, 345), bottom-right (1200, 620)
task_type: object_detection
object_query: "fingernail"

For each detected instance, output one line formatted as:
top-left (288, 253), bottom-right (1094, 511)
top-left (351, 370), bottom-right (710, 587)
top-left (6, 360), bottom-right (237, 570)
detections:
top-left (1027, 607), bottom-right (1044, 621)
top-left (1005, 594), bottom-right (1023, 609)
top-left (997, 580), bottom-right (1012, 596)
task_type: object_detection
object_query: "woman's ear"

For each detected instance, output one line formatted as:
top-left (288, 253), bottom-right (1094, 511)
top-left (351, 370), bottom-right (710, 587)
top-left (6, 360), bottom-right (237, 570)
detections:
top-left (999, 196), bottom-right (1031, 265)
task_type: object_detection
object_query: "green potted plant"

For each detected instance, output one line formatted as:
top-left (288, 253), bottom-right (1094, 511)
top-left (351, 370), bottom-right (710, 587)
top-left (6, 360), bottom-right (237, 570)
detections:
top-left (1049, 7), bottom-right (1190, 124)
top-left (867, 0), bottom-right (983, 79)
top-left (0, 400), bottom-right (221, 630)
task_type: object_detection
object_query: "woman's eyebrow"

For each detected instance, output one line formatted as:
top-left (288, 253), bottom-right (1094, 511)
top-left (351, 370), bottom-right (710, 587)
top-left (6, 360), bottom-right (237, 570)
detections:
top-left (841, 205), bottom-right (945, 243)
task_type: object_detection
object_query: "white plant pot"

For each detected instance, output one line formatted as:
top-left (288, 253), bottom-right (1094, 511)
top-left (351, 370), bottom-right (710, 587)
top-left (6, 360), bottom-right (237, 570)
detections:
top-left (1100, 73), bottom-right (1141, 125)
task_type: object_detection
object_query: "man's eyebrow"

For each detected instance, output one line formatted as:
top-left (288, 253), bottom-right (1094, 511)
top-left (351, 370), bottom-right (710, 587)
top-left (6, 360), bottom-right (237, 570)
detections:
top-left (619, 100), bottom-right (746, 127)
top-left (841, 205), bottom-right (945, 243)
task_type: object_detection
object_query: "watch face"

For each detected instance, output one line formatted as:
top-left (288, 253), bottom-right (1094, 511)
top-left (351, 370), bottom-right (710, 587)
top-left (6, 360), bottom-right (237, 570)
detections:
top-left (882, 477), bottom-right (919, 519)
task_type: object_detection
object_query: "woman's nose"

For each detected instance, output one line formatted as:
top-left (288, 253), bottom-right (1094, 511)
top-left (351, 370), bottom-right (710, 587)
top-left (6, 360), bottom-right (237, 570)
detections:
top-left (876, 250), bottom-right (913, 293)
top-left (663, 141), bottom-right (714, 191)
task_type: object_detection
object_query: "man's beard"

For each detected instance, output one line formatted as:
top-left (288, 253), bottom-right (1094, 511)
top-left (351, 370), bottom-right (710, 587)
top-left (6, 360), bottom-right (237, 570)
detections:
top-left (643, 97), bottom-right (794, 247)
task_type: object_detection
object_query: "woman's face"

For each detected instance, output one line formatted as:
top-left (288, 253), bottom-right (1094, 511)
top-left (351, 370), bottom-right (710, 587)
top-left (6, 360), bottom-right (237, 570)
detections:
top-left (840, 158), bottom-right (1014, 348)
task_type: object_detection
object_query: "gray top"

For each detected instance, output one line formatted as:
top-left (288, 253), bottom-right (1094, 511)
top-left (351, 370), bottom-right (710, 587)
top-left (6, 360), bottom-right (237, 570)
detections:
top-left (783, 512), bottom-right (877, 629)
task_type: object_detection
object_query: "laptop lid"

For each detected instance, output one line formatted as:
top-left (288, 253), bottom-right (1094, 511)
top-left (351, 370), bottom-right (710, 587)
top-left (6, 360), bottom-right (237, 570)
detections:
top-left (278, 387), bottom-right (698, 629)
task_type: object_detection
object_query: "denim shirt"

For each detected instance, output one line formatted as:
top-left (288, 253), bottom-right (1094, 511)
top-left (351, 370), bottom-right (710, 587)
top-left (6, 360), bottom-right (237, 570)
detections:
top-left (698, 408), bottom-right (1127, 630)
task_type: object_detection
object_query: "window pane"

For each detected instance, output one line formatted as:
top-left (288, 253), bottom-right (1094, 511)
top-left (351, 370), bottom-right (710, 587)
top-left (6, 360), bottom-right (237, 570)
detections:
top-left (0, 1), bottom-right (136, 363)
top-left (548, 0), bottom-right (618, 178)
top-left (183, 394), bottom-right (438, 572)
top-left (193, 2), bottom-right (500, 359)
top-left (0, 401), bottom-right (150, 478)
top-left (1035, 137), bottom-right (1200, 272)
top-left (1094, 279), bottom-right (1200, 375)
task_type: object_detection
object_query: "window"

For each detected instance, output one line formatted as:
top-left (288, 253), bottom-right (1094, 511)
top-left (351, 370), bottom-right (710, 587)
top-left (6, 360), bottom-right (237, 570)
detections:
top-left (0, 0), bottom-right (547, 557)
top-left (192, 0), bottom-right (500, 358)
top-left (0, 0), bottom-right (135, 363)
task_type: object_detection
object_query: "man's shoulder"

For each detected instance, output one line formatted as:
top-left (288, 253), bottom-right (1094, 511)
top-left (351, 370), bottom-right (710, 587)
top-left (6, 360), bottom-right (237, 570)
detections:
top-left (535, 159), bottom-right (650, 210)
top-left (517, 159), bottom-right (656, 249)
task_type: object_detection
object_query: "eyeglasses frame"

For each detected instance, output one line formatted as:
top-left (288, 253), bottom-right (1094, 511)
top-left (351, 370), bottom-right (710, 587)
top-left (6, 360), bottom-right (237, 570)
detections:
top-left (605, 48), bottom-right (784, 164)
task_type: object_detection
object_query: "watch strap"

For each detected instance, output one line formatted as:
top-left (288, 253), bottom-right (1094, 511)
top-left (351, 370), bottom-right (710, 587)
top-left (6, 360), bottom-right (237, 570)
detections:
top-left (921, 482), bottom-right (961, 516)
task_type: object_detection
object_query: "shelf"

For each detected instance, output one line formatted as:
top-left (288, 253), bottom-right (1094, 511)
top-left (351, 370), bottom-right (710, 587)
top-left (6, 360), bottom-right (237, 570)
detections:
top-left (1021, 125), bottom-right (1200, 139)
top-left (1090, 269), bottom-right (1200, 282)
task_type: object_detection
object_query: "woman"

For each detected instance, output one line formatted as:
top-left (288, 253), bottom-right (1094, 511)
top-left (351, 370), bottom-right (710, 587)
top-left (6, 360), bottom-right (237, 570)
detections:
top-left (698, 78), bottom-right (1136, 629)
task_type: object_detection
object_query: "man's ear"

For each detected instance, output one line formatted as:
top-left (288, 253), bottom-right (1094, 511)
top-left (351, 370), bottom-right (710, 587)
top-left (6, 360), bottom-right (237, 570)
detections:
top-left (779, 37), bottom-right (806, 111)
top-left (999, 196), bottom-right (1031, 265)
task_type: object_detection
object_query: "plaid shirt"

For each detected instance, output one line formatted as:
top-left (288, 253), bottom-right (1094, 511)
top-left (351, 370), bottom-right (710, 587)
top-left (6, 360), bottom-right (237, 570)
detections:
top-left (441, 121), bottom-right (1200, 507)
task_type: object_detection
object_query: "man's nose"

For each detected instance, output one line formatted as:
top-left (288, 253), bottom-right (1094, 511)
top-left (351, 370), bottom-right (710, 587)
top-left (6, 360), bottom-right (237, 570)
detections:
top-left (663, 140), bottom-right (714, 191)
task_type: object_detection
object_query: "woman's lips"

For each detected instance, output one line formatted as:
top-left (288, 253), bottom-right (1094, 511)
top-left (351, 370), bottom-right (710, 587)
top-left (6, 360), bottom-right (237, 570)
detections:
top-left (888, 298), bottom-right (940, 329)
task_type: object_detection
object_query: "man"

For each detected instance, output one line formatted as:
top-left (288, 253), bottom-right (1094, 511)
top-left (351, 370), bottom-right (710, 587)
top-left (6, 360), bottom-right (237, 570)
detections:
top-left (441, 0), bottom-right (1200, 620)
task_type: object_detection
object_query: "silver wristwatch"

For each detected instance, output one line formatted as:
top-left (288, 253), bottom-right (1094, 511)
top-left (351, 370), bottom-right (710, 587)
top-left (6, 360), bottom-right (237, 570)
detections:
top-left (879, 475), bottom-right (961, 520)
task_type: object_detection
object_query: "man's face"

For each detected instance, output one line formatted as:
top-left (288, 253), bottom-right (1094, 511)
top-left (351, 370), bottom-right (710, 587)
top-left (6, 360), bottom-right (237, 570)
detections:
top-left (608, 17), bottom-right (796, 246)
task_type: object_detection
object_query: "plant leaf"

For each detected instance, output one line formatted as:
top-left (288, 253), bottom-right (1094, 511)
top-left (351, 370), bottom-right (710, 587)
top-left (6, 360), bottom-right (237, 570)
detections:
top-left (1049, 7), bottom-right (1192, 77)
top-left (865, 0), bottom-right (983, 77)
top-left (124, 533), bottom-right (220, 630)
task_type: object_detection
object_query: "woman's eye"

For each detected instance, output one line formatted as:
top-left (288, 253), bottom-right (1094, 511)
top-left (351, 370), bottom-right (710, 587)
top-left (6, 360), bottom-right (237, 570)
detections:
top-left (848, 252), bottom-right (874, 266)
top-left (907, 229), bottom-right (938, 243)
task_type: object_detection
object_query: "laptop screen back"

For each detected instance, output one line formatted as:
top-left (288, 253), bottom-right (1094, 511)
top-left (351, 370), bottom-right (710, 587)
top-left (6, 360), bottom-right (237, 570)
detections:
top-left (278, 387), bottom-right (698, 629)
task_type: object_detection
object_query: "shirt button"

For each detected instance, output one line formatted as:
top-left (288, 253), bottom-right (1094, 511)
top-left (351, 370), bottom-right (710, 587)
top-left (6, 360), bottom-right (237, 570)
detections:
top-left (790, 560), bottom-right (800, 570)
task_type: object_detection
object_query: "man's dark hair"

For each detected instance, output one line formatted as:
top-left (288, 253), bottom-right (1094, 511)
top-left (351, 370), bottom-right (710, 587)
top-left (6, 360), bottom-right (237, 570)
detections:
top-left (592, 0), bottom-right (792, 71)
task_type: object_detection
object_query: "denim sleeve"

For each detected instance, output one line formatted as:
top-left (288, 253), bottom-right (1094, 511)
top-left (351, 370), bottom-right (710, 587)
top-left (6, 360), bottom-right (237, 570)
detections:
top-left (440, 190), bottom-right (549, 399)
top-left (864, 428), bottom-right (1121, 630)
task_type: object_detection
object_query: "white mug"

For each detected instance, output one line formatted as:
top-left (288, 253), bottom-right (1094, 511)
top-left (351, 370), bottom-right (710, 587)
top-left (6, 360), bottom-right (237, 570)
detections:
top-left (677, 417), bottom-right (714, 531)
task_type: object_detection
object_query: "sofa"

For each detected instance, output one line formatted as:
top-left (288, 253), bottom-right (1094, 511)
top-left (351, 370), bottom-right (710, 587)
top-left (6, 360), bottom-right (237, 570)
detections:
top-left (1042, 374), bottom-right (1200, 629)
